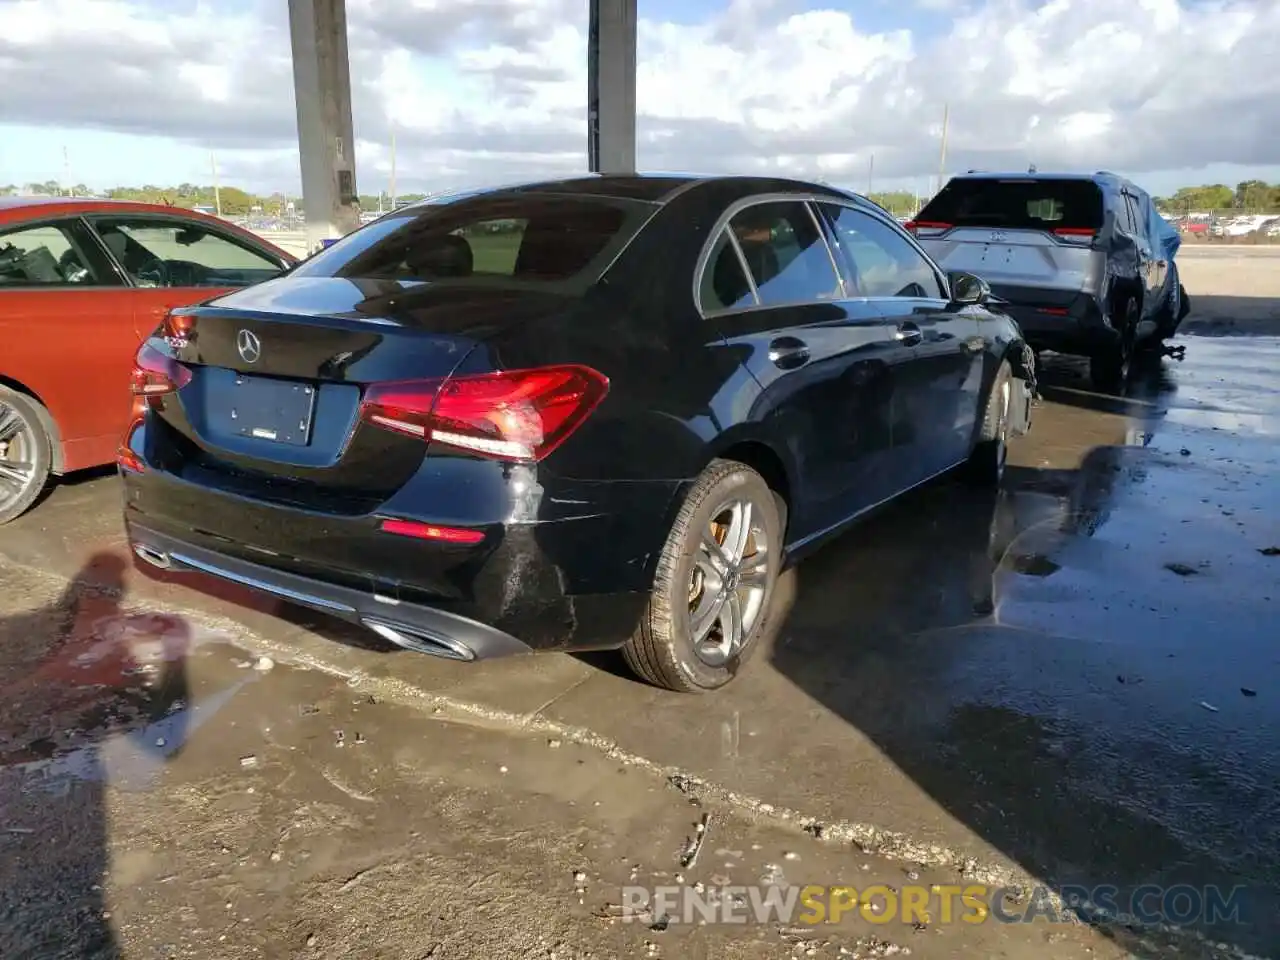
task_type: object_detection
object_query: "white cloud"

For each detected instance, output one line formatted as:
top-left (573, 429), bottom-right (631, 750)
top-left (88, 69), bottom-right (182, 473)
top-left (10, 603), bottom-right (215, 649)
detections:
top-left (0, 0), bottom-right (1277, 193)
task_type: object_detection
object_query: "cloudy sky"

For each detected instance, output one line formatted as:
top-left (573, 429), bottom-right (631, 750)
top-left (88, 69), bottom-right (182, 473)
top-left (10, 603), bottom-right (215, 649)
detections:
top-left (1, 0), bottom-right (1277, 198)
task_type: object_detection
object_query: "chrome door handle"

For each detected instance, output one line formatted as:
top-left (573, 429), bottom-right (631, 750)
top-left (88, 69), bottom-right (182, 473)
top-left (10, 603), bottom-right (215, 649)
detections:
top-left (768, 337), bottom-right (810, 369)
top-left (895, 323), bottom-right (924, 347)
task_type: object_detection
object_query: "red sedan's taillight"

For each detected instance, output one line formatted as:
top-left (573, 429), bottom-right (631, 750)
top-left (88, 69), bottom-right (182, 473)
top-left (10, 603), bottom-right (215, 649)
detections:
top-left (359, 365), bottom-right (610, 462)
top-left (131, 343), bottom-right (192, 398)
top-left (161, 311), bottom-right (196, 348)
top-left (117, 416), bottom-right (146, 474)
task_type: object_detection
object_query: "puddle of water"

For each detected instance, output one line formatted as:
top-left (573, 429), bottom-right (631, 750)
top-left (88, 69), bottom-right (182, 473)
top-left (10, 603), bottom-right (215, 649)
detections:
top-left (17, 675), bottom-right (256, 793)
top-left (3, 612), bottom-right (259, 793)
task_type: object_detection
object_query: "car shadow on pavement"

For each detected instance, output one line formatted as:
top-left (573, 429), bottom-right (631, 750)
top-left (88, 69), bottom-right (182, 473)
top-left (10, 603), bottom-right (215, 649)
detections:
top-left (767, 397), bottom-right (1279, 957)
top-left (0, 553), bottom-right (193, 960)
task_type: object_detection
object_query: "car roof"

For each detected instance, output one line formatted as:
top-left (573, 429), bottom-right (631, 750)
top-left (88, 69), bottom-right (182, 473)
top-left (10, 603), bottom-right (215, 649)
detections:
top-left (398, 172), bottom-right (864, 210)
top-left (947, 171), bottom-right (1134, 190)
top-left (0, 195), bottom-right (160, 211)
top-left (0, 196), bottom-right (294, 259)
top-left (0, 195), bottom-right (260, 228)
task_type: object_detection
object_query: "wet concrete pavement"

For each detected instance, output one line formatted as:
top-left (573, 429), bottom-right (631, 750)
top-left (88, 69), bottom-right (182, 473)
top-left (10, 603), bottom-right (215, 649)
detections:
top-left (2, 561), bottom-right (1130, 960)
top-left (1, 334), bottom-right (1277, 958)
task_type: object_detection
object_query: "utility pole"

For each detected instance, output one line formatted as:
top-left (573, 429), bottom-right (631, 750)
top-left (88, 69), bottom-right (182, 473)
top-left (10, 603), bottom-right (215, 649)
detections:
top-left (389, 126), bottom-right (397, 209)
top-left (211, 152), bottom-right (222, 217)
top-left (62, 146), bottom-right (71, 196)
top-left (867, 153), bottom-right (874, 198)
top-left (938, 103), bottom-right (949, 195)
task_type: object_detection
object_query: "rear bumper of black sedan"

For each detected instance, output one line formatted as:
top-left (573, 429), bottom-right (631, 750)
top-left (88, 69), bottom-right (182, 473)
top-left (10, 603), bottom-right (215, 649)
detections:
top-left (121, 464), bottom-right (680, 660)
top-left (127, 522), bottom-right (533, 660)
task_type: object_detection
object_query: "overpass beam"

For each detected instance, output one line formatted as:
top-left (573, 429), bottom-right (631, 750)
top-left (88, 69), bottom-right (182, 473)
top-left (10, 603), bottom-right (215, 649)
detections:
top-left (587, 0), bottom-right (637, 174)
top-left (288, 0), bottom-right (360, 253)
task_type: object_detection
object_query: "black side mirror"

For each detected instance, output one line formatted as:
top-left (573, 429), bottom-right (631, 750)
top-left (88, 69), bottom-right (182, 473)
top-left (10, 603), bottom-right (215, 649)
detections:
top-left (948, 271), bottom-right (990, 306)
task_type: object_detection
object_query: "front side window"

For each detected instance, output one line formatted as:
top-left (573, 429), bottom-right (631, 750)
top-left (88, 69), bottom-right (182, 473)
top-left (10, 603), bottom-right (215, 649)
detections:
top-left (819, 205), bottom-right (945, 299)
top-left (89, 218), bottom-right (283, 288)
top-left (292, 196), bottom-right (636, 284)
top-left (724, 201), bottom-right (842, 307)
top-left (0, 221), bottom-right (111, 287)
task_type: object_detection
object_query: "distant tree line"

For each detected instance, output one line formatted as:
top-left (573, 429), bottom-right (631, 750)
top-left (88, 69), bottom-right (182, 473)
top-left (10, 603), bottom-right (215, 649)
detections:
top-left (3, 180), bottom-right (1277, 217)
top-left (0, 181), bottom-right (429, 217)
top-left (1154, 180), bottom-right (1280, 214)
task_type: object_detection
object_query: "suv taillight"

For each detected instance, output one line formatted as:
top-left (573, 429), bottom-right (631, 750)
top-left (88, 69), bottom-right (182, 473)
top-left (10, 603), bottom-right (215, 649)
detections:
top-left (904, 220), bottom-right (951, 235)
top-left (1052, 227), bottom-right (1096, 244)
top-left (359, 365), bottom-right (609, 462)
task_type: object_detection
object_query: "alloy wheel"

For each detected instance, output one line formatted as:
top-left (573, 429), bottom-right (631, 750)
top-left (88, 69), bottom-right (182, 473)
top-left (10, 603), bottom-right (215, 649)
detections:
top-left (688, 497), bottom-right (771, 666)
top-left (0, 400), bottom-right (40, 511)
top-left (994, 379), bottom-right (1011, 479)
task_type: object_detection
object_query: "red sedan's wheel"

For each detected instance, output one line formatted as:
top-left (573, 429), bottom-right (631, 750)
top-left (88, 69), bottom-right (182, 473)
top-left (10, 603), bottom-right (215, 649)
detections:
top-left (0, 385), bottom-right (52, 524)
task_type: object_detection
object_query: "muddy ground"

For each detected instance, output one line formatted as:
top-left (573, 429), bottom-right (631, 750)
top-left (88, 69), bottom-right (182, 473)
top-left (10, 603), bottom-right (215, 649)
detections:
top-left (1, 252), bottom-right (1277, 960)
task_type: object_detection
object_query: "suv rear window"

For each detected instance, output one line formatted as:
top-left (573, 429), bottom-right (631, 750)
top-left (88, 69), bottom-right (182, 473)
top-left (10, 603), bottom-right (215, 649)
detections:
top-left (918, 178), bottom-right (1104, 231)
top-left (293, 195), bottom-right (637, 283)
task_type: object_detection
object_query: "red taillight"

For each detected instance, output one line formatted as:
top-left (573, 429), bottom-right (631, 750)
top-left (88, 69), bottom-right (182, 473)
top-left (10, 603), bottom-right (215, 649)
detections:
top-left (131, 343), bottom-right (192, 398)
top-left (162, 311), bottom-right (196, 347)
top-left (904, 220), bottom-right (951, 234)
top-left (379, 518), bottom-right (486, 543)
top-left (359, 365), bottom-right (609, 462)
top-left (1053, 227), bottom-right (1096, 241)
top-left (117, 416), bottom-right (145, 473)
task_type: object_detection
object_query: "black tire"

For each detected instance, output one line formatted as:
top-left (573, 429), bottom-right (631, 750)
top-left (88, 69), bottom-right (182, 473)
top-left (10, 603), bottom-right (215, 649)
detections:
top-left (1090, 296), bottom-right (1137, 392)
top-left (0, 385), bottom-right (53, 525)
top-left (1147, 281), bottom-right (1186, 346)
top-left (622, 459), bottom-right (783, 693)
top-left (965, 360), bottom-right (1012, 486)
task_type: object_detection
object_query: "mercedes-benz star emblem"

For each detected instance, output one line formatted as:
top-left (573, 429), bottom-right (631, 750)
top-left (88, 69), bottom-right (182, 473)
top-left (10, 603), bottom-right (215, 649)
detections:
top-left (237, 329), bottom-right (261, 364)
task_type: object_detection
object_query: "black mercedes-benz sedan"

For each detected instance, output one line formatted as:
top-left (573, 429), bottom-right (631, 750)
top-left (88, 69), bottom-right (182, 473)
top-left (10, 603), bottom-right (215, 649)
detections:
top-left (119, 174), bottom-right (1036, 692)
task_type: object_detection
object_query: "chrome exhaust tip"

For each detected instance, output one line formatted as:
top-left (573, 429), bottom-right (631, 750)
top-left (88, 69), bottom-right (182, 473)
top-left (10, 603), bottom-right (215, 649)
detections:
top-left (133, 543), bottom-right (172, 570)
top-left (362, 618), bottom-right (476, 662)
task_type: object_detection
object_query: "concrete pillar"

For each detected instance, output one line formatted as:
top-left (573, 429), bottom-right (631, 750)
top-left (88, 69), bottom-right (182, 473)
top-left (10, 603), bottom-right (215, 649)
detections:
top-left (587, 0), bottom-right (637, 175)
top-left (288, 0), bottom-right (361, 254)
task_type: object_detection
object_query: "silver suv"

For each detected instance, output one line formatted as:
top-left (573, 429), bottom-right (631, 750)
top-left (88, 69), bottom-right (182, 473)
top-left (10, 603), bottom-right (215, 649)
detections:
top-left (908, 172), bottom-right (1189, 390)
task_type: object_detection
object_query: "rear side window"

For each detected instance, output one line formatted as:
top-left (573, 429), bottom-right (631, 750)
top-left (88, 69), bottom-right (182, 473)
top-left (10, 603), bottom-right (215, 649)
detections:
top-left (918, 178), bottom-right (1104, 232)
top-left (724, 201), bottom-right (842, 307)
top-left (294, 196), bottom-right (635, 283)
top-left (699, 229), bottom-right (756, 312)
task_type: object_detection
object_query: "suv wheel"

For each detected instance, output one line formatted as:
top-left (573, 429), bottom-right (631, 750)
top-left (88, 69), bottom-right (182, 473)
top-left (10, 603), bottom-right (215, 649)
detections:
top-left (1090, 297), bottom-right (1137, 392)
top-left (0, 386), bottom-right (53, 525)
top-left (623, 459), bottom-right (782, 693)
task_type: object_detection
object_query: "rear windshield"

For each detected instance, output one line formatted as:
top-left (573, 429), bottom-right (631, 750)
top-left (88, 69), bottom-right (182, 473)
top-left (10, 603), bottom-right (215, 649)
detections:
top-left (291, 195), bottom-right (638, 283)
top-left (918, 178), bottom-right (1104, 231)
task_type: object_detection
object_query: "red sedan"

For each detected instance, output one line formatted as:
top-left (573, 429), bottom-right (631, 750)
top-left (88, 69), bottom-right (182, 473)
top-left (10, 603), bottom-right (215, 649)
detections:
top-left (0, 197), bottom-right (296, 523)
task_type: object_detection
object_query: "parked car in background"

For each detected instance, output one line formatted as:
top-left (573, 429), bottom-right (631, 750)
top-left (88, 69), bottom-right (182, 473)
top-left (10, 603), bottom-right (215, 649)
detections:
top-left (0, 197), bottom-right (296, 523)
top-left (906, 172), bottom-right (1189, 391)
top-left (120, 173), bottom-right (1035, 693)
